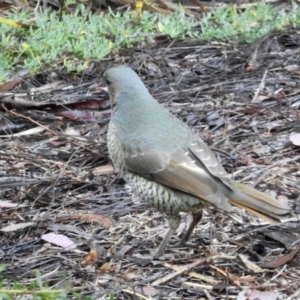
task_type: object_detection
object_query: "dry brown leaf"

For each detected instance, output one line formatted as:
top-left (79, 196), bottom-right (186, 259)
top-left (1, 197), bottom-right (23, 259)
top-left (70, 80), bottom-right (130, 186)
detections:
top-left (239, 254), bottom-right (265, 273)
top-left (0, 78), bottom-right (22, 92)
top-left (93, 164), bottom-right (115, 175)
top-left (100, 262), bottom-right (111, 273)
top-left (211, 262), bottom-right (231, 274)
top-left (85, 249), bottom-right (98, 265)
top-left (260, 245), bottom-right (300, 268)
top-left (77, 213), bottom-right (113, 226)
top-left (230, 274), bottom-right (258, 284)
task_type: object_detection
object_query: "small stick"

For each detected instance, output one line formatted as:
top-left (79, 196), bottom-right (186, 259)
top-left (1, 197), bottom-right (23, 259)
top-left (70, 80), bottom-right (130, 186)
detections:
top-left (1, 104), bottom-right (58, 136)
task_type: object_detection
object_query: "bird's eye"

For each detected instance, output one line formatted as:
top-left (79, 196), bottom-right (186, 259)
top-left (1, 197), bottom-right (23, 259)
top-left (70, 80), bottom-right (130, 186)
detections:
top-left (105, 79), bottom-right (112, 85)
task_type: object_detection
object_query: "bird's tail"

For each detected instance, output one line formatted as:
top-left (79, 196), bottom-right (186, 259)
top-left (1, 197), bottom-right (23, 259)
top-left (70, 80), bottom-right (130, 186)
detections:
top-left (230, 182), bottom-right (291, 224)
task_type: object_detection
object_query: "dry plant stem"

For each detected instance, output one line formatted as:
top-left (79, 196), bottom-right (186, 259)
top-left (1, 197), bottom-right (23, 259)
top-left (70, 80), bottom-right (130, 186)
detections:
top-left (261, 264), bottom-right (287, 286)
top-left (226, 113), bottom-right (261, 133)
top-left (164, 262), bottom-right (219, 284)
top-left (288, 288), bottom-right (300, 300)
top-left (0, 289), bottom-right (65, 295)
top-left (226, 103), bottom-right (277, 133)
top-left (152, 258), bottom-right (208, 286)
top-left (122, 288), bottom-right (150, 300)
top-left (203, 289), bottom-right (214, 300)
top-left (251, 69), bottom-right (268, 103)
top-left (152, 255), bottom-right (236, 286)
top-left (1, 104), bottom-right (58, 136)
top-left (191, 0), bottom-right (207, 12)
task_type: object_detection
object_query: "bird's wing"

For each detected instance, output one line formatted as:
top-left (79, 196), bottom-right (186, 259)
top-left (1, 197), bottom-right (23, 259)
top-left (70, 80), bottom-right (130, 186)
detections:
top-left (188, 139), bottom-right (233, 188)
top-left (123, 142), bottom-right (232, 211)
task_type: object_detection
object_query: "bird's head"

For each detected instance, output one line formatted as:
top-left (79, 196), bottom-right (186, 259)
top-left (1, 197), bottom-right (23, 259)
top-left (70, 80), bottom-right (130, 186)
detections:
top-left (103, 65), bottom-right (149, 107)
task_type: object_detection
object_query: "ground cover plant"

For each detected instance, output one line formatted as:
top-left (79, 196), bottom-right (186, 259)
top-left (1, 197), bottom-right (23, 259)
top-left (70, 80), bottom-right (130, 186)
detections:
top-left (1, 1), bottom-right (300, 82)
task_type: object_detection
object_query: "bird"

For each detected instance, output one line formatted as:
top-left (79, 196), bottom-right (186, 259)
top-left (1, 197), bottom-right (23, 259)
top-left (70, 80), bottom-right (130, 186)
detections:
top-left (104, 65), bottom-right (291, 257)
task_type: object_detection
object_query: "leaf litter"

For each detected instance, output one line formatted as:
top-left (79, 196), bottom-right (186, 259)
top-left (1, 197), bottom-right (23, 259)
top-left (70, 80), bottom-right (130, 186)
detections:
top-left (0, 29), bottom-right (300, 299)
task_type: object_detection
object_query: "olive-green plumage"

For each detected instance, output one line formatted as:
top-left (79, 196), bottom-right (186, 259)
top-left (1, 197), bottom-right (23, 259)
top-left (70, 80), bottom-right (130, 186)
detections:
top-left (104, 65), bottom-right (290, 256)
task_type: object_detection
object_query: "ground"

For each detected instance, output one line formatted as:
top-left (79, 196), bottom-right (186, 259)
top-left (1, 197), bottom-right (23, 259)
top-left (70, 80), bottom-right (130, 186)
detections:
top-left (0, 30), bottom-right (300, 299)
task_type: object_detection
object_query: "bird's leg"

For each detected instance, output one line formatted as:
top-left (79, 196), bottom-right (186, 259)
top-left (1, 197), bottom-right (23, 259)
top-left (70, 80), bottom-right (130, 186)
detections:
top-left (153, 228), bottom-right (174, 257)
top-left (153, 214), bottom-right (181, 257)
top-left (179, 211), bottom-right (203, 246)
top-left (154, 212), bottom-right (202, 257)
top-left (133, 215), bottom-right (180, 265)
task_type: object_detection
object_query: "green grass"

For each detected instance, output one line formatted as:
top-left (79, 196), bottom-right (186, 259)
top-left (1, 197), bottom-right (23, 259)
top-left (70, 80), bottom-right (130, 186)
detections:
top-left (1, 1), bottom-right (300, 83)
top-left (0, 265), bottom-right (92, 300)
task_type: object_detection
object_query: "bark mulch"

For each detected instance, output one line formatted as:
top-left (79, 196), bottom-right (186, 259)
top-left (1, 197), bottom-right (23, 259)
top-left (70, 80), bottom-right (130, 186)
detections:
top-left (0, 29), bottom-right (300, 299)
